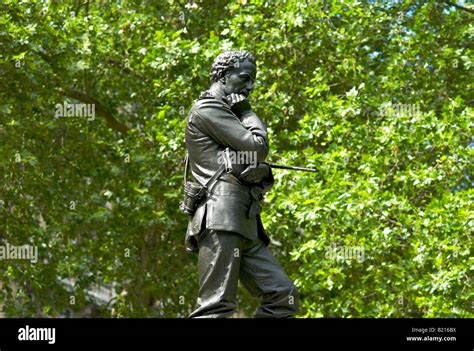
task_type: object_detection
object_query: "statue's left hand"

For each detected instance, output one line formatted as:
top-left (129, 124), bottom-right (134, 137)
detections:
top-left (239, 163), bottom-right (270, 184)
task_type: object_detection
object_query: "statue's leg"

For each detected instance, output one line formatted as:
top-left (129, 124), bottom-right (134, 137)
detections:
top-left (189, 229), bottom-right (243, 318)
top-left (239, 239), bottom-right (299, 318)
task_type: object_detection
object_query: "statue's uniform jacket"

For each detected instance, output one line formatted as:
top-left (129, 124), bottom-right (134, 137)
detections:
top-left (184, 95), bottom-right (273, 253)
top-left (185, 93), bottom-right (299, 318)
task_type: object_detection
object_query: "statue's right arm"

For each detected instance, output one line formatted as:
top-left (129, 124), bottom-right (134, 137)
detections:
top-left (193, 103), bottom-right (269, 162)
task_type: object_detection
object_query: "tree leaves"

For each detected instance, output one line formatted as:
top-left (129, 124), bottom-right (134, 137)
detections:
top-left (0, 0), bottom-right (472, 318)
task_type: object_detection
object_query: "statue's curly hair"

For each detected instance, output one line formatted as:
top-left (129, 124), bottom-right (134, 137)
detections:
top-left (210, 51), bottom-right (256, 82)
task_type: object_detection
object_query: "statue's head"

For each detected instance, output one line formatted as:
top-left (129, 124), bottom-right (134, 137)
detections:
top-left (210, 51), bottom-right (257, 97)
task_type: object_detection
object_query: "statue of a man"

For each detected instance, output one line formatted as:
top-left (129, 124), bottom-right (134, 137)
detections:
top-left (184, 50), bottom-right (298, 318)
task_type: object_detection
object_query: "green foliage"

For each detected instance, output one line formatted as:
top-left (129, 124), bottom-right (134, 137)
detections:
top-left (0, 0), bottom-right (472, 317)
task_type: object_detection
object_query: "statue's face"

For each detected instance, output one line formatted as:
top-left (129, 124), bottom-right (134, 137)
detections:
top-left (223, 59), bottom-right (257, 97)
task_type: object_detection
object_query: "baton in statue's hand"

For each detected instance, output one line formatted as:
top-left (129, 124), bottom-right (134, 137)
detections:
top-left (267, 163), bottom-right (318, 173)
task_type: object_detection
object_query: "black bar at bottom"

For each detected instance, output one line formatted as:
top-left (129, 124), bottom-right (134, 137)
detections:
top-left (0, 318), bottom-right (471, 349)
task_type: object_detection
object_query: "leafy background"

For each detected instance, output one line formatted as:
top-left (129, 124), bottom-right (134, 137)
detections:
top-left (0, 0), bottom-right (472, 317)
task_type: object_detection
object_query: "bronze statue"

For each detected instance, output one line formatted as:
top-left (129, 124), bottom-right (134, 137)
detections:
top-left (182, 51), bottom-right (298, 318)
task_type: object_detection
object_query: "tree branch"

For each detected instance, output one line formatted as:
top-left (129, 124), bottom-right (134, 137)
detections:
top-left (107, 58), bottom-right (147, 81)
top-left (35, 48), bottom-right (130, 135)
top-left (60, 88), bottom-right (130, 134)
top-left (445, 1), bottom-right (474, 14)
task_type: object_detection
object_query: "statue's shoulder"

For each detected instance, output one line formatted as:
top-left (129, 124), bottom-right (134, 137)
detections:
top-left (193, 91), bottom-right (231, 111)
top-left (188, 91), bottom-right (234, 127)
